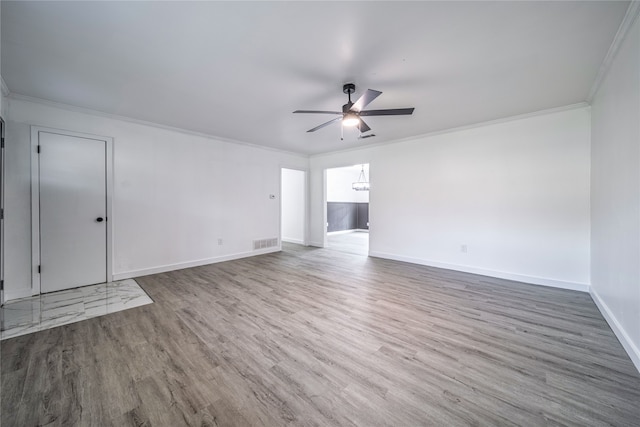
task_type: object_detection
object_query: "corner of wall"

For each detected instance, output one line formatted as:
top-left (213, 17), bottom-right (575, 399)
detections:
top-left (587, 1), bottom-right (640, 102)
top-left (588, 2), bottom-right (640, 374)
top-left (590, 288), bottom-right (640, 372)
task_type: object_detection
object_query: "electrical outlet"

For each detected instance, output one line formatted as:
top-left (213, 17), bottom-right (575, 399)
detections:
top-left (461, 244), bottom-right (467, 253)
top-left (218, 238), bottom-right (223, 245)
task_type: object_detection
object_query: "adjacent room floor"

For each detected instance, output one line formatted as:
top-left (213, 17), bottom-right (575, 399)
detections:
top-left (327, 230), bottom-right (369, 255)
top-left (2, 243), bottom-right (639, 426)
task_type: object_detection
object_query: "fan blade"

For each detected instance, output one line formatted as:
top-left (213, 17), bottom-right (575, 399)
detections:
top-left (359, 108), bottom-right (415, 116)
top-left (350, 89), bottom-right (382, 112)
top-left (293, 110), bottom-right (342, 115)
top-left (358, 119), bottom-right (371, 133)
top-left (359, 134), bottom-right (376, 140)
top-left (307, 117), bottom-right (342, 132)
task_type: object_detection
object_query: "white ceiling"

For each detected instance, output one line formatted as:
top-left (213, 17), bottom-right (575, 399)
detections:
top-left (1, 1), bottom-right (629, 155)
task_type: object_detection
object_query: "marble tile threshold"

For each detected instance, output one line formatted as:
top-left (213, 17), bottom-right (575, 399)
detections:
top-left (1, 279), bottom-right (153, 340)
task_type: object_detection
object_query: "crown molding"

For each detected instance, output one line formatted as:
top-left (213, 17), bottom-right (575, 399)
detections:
top-left (10, 92), bottom-right (587, 161)
top-left (311, 102), bottom-right (590, 159)
top-left (587, 1), bottom-right (640, 102)
top-left (7, 92), bottom-right (308, 158)
top-left (1, 75), bottom-right (10, 97)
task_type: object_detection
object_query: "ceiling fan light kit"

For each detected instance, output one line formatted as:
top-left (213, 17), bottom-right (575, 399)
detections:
top-left (342, 112), bottom-right (360, 127)
top-left (293, 83), bottom-right (415, 138)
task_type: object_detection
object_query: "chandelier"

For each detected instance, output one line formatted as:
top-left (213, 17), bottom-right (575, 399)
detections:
top-left (352, 165), bottom-right (369, 191)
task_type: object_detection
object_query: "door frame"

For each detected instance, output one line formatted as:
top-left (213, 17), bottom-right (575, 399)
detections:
top-left (31, 126), bottom-right (114, 295)
top-left (323, 163), bottom-right (371, 252)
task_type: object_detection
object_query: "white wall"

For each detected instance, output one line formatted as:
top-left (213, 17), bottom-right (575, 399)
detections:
top-left (1, 13), bottom-right (7, 119)
top-left (4, 97), bottom-right (308, 300)
top-left (310, 107), bottom-right (591, 290)
top-left (590, 14), bottom-right (640, 371)
top-left (1, 2), bottom-right (4, 118)
top-left (327, 165), bottom-right (369, 203)
top-left (1, 91), bottom-right (6, 119)
top-left (281, 168), bottom-right (305, 244)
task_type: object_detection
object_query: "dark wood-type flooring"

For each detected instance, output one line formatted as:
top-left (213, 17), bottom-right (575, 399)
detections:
top-left (2, 243), bottom-right (640, 426)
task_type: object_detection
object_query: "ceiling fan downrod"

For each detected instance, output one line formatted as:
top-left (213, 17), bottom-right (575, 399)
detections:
top-left (343, 83), bottom-right (356, 110)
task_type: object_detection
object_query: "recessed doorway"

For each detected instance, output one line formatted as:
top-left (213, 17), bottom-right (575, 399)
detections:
top-left (281, 168), bottom-right (306, 246)
top-left (325, 164), bottom-right (369, 256)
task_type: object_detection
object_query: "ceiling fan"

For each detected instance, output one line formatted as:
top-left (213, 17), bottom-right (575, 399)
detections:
top-left (293, 83), bottom-right (415, 136)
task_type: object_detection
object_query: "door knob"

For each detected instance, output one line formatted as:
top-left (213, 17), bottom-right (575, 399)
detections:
top-left (96, 217), bottom-right (104, 222)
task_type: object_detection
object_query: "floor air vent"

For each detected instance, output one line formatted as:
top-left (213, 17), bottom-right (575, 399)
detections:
top-left (253, 238), bottom-right (278, 250)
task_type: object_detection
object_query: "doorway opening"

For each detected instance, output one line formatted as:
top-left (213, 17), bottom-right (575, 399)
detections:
top-left (281, 168), bottom-right (306, 248)
top-left (325, 164), bottom-right (369, 256)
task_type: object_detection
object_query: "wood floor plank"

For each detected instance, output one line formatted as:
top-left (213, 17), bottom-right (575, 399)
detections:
top-left (2, 243), bottom-right (640, 426)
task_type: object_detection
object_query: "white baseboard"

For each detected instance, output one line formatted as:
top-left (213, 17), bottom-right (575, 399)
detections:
top-left (308, 241), bottom-right (325, 248)
top-left (590, 288), bottom-right (640, 373)
top-left (368, 251), bottom-right (590, 292)
top-left (282, 238), bottom-right (305, 245)
top-left (4, 288), bottom-right (34, 302)
top-left (112, 248), bottom-right (280, 281)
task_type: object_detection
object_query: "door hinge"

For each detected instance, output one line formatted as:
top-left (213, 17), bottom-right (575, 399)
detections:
top-left (1, 208), bottom-right (3, 220)
top-left (37, 145), bottom-right (41, 153)
top-left (1, 137), bottom-right (4, 148)
top-left (0, 280), bottom-right (4, 291)
top-left (38, 265), bottom-right (41, 274)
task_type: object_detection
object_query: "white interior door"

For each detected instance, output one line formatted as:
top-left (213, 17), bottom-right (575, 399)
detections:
top-left (39, 131), bottom-right (107, 293)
